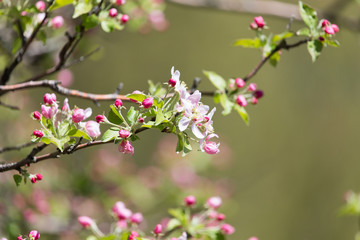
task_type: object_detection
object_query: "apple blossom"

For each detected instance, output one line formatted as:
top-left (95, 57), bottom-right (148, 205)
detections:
top-left (35, 1), bottom-right (45, 11)
top-left (236, 95), bottom-right (247, 107)
top-left (324, 26), bottom-right (335, 35)
top-left (129, 91), bottom-right (142, 103)
top-left (142, 97), bottom-right (153, 108)
top-left (253, 90), bottom-right (264, 99)
top-left (321, 19), bottom-right (330, 27)
top-left (217, 213), bottom-right (226, 221)
top-left (248, 83), bottom-right (257, 92)
top-left (235, 78), bottom-right (245, 88)
top-left (61, 98), bottom-right (70, 112)
top-left (184, 195), bottom-right (196, 206)
top-left (33, 111), bottom-right (41, 120)
top-left (120, 14), bottom-right (129, 24)
top-left (85, 121), bottom-right (101, 138)
top-left (130, 212), bottom-right (143, 224)
top-left (207, 196), bottom-right (222, 209)
top-left (202, 134), bottom-right (220, 154)
top-left (221, 223), bottom-right (235, 235)
top-left (36, 174), bottom-right (43, 181)
top-left (128, 231), bottom-right (139, 240)
top-left (78, 216), bottom-right (94, 228)
top-left (119, 129), bottom-right (130, 138)
top-left (28, 230), bottom-right (40, 240)
top-left (96, 115), bottom-right (105, 123)
top-left (154, 224), bottom-right (162, 234)
top-left (332, 24), bottom-right (339, 33)
top-left (51, 16), bottom-right (64, 29)
top-left (115, 0), bottom-right (126, 5)
top-left (115, 98), bottom-right (123, 107)
top-left (33, 130), bottom-right (43, 138)
top-left (254, 16), bottom-right (265, 28)
top-left (118, 140), bottom-right (134, 155)
top-left (31, 177), bottom-right (37, 184)
top-left (41, 104), bottom-right (58, 119)
top-left (43, 93), bottom-right (56, 105)
top-left (109, 8), bottom-right (118, 18)
top-left (72, 108), bottom-right (85, 123)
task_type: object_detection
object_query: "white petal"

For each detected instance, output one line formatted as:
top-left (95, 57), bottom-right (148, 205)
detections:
top-left (192, 123), bottom-right (205, 139)
top-left (206, 133), bottom-right (219, 141)
top-left (207, 107), bottom-right (216, 120)
top-left (179, 117), bottom-right (190, 132)
top-left (188, 90), bottom-right (201, 105)
top-left (84, 107), bottom-right (92, 119)
top-left (198, 105), bottom-right (209, 115)
top-left (173, 70), bottom-right (180, 81)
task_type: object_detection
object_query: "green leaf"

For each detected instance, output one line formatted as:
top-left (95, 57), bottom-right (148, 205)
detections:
top-left (126, 93), bottom-right (146, 103)
top-left (37, 30), bottom-right (47, 44)
top-left (213, 92), bottom-right (221, 104)
top-left (99, 235), bottom-right (116, 240)
top-left (155, 108), bottom-right (165, 126)
top-left (272, 32), bottom-right (294, 42)
top-left (12, 38), bottom-right (21, 54)
top-left (325, 39), bottom-right (340, 47)
top-left (307, 39), bottom-right (323, 62)
top-left (40, 137), bottom-right (51, 144)
top-left (100, 19), bottom-right (123, 33)
top-left (166, 218), bottom-right (181, 231)
top-left (203, 71), bottom-right (226, 91)
top-left (58, 121), bottom-right (71, 137)
top-left (108, 105), bottom-right (124, 125)
top-left (83, 15), bottom-right (99, 30)
top-left (234, 104), bottom-right (249, 125)
top-left (176, 133), bottom-right (184, 153)
top-left (219, 94), bottom-right (234, 115)
top-left (182, 134), bottom-right (192, 156)
top-left (73, 1), bottom-right (93, 18)
top-left (50, 0), bottom-right (73, 10)
top-left (164, 91), bottom-right (180, 112)
top-left (296, 27), bottom-right (310, 36)
top-left (67, 129), bottom-right (91, 140)
top-left (101, 129), bottom-right (119, 142)
top-left (148, 80), bottom-right (166, 97)
top-left (269, 51), bottom-right (281, 67)
top-left (126, 106), bottom-right (139, 125)
top-left (13, 174), bottom-right (22, 187)
top-left (299, 1), bottom-right (318, 31)
top-left (233, 38), bottom-right (261, 48)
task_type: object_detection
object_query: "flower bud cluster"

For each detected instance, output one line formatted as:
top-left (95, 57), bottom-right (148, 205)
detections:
top-left (321, 19), bottom-right (339, 36)
top-left (229, 79), bottom-right (264, 107)
top-left (30, 174), bottom-right (43, 184)
top-left (250, 16), bottom-right (266, 30)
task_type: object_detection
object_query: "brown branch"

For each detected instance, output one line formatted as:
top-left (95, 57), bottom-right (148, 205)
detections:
top-left (0, 142), bottom-right (36, 154)
top-left (0, 1), bottom-right (54, 85)
top-left (0, 100), bottom-right (20, 110)
top-left (243, 38), bottom-right (309, 82)
top-left (0, 126), bottom-right (148, 173)
top-left (0, 80), bottom-right (129, 102)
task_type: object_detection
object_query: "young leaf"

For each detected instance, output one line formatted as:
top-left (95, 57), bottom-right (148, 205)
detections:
top-left (108, 105), bottom-right (124, 125)
top-left (155, 108), bottom-right (165, 126)
top-left (219, 94), bottom-right (234, 115)
top-left (299, 1), bottom-right (318, 32)
top-left (234, 104), bottom-right (249, 125)
top-left (101, 129), bottom-right (119, 142)
top-left (233, 38), bottom-right (261, 48)
top-left (50, 0), bottom-right (73, 10)
top-left (176, 133), bottom-right (184, 153)
top-left (126, 93), bottom-right (146, 103)
top-left (182, 134), bottom-right (192, 156)
top-left (203, 71), bottom-right (226, 91)
top-left (13, 174), bottom-right (22, 187)
top-left (296, 27), bottom-right (310, 36)
top-left (73, 1), bottom-right (93, 18)
top-left (269, 51), bottom-right (281, 67)
top-left (307, 39), bottom-right (323, 62)
top-left (67, 129), bottom-right (91, 140)
top-left (127, 106), bottom-right (139, 125)
top-left (272, 32), bottom-right (294, 42)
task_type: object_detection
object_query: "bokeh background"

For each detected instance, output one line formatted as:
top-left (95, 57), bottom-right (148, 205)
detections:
top-left (1, 0), bottom-right (360, 239)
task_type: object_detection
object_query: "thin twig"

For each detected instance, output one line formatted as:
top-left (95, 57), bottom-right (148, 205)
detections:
top-left (0, 80), bottom-right (129, 102)
top-left (15, 19), bottom-right (26, 47)
top-left (0, 100), bottom-right (20, 110)
top-left (0, 142), bottom-right (35, 154)
top-left (0, 126), bottom-right (148, 173)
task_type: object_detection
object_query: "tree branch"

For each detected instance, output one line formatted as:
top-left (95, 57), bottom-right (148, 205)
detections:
top-left (0, 142), bottom-right (35, 154)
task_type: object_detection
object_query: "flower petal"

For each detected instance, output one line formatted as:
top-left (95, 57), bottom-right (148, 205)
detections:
top-left (192, 122), bottom-right (205, 139)
top-left (179, 116), bottom-right (191, 132)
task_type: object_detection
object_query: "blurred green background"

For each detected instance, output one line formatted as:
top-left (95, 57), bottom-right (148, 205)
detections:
top-left (1, 0), bottom-right (360, 239)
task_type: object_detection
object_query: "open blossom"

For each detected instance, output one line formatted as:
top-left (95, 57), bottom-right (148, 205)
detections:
top-left (78, 216), bottom-right (94, 228)
top-left (51, 16), bottom-right (64, 29)
top-left (169, 66), bottom-right (180, 87)
top-left (118, 140), bottom-right (134, 155)
top-left (41, 104), bottom-right (58, 119)
top-left (73, 108), bottom-right (92, 123)
top-left (28, 230), bottom-right (40, 240)
top-left (130, 212), bottom-right (143, 224)
top-left (112, 201), bottom-right (132, 220)
top-left (61, 98), bottom-right (70, 112)
top-left (85, 121), bottom-right (101, 138)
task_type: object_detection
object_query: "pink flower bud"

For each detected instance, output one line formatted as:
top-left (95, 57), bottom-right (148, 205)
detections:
top-left (249, 22), bottom-right (258, 30)
top-left (168, 78), bottom-right (176, 87)
top-left (321, 19), bottom-right (330, 27)
top-left (331, 24), bottom-right (339, 33)
top-left (217, 213), bottom-right (226, 221)
top-left (33, 130), bottom-right (43, 138)
top-left (41, 104), bottom-right (58, 119)
top-left (35, 1), bottom-right (46, 11)
top-left (51, 16), bottom-right (64, 29)
top-left (138, 117), bottom-right (144, 123)
top-left (207, 196), bottom-right (222, 209)
top-left (115, 0), bottom-right (126, 5)
top-left (142, 97), bottom-right (153, 108)
top-left (130, 212), bottom-right (143, 224)
top-left (113, 202), bottom-right (132, 220)
top-left (72, 108), bottom-right (85, 123)
top-left (184, 195), bottom-right (196, 206)
top-left (248, 83), bottom-right (257, 92)
top-left (43, 93), bottom-right (56, 105)
top-left (119, 129), bottom-right (130, 138)
top-left (254, 16), bottom-right (265, 28)
top-left (62, 98), bottom-right (70, 112)
top-left (28, 230), bottom-right (40, 240)
top-left (318, 36), bottom-right (325, 42)
top-left (85, 121), bottom-right (101, 138)
top-left (120, 14), bottom-right (129, 24)
top-left (221, 224), bottom-right (235, 235)
top-left (248, 237), bottom-right (259, 240)
top-left (324, 26), bottom-right (335, 35)
top-left (78, 216), bottom-right (94, 228)
top-left (118, 140), bottom-right (134, 155)
top-left (95, 115), bottom-right (104, 123)
top-left (17, 236), bottom-right (23, 240)
top-left (253, 90), bottom-right (264, 99)
top-left (204, 141), bottom-right (220, 154)
top-left (236, 95), bottom-right (247, 107)
top-left (33, 111), bottom-right (41, 120)
top-left (36, 174), bottom-right (43, 181)
top-left (129, 231), bottom-right (139, 240)
top-left (109, 8), bottom-right (118, 18)
top-left (235, 78), bottom-right (245, 88)
top-left (31, 177), bottom-right (37, 184)
top-left (115, 99), bottom-right (123, 108)
top-left (154, 224), bottom-right (162, 234)
top-left (251, 97), bottom-right (258, 105)
top-left (21, 11), bottom-right (27, 16)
